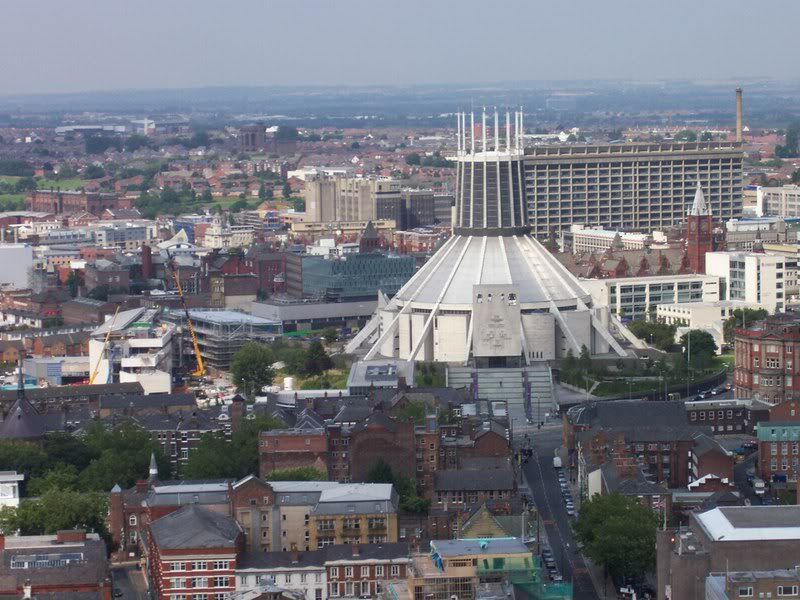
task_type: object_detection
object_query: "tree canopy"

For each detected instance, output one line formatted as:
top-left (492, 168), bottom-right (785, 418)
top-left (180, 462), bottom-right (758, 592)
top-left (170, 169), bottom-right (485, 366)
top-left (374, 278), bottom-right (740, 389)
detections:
top-left (679, 329), bottom-right (718, 370)
top-left (183, 414), bottom-right (284, 479)
top-left (304, 341), bottom-right (333, 376)
top-left (366, 459), bottom-right (430, 514)
top-left (627, 320), bottom-right (678, 351)
top-left (0, 488), bottom-right (108, 537)
top-left (231, 342), bottom-right (276, 399)
top-left (723, 308), bottom-right (768, 344)
top-left (573, 493), bottom-right (658, 582)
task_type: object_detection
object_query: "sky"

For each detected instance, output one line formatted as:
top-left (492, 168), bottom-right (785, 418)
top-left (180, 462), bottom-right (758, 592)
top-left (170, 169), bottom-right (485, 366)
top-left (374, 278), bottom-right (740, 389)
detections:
top-left (2, 0), bottom-right (800, 96)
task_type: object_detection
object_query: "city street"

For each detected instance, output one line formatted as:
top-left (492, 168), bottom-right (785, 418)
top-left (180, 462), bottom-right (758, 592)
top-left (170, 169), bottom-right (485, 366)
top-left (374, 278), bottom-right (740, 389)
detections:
top-left (523, 425), bottom-right (602, 600)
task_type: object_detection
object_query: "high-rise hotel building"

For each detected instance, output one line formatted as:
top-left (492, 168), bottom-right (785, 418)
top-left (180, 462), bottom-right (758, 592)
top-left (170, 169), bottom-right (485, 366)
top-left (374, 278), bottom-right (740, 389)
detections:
top-left (523, 141), bottom-right (744, 238)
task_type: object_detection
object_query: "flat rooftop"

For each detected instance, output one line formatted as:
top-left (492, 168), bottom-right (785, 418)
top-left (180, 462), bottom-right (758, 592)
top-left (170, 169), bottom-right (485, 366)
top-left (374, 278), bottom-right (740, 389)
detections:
top-left (696, 506), bottom-right (800, 541)
top-left (188, 309), bottom-right (279, 325)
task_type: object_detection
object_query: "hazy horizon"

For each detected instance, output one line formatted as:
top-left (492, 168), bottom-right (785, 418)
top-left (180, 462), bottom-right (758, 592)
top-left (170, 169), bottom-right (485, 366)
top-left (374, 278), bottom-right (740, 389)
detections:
top-left (3, 0), bottom-right (800, 97)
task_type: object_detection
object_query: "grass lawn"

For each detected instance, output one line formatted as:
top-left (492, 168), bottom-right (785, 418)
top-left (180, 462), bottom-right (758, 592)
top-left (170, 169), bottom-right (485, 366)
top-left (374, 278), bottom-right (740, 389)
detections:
top-left (716, 353), bottom-right (735, 370)
top-left (294, 368), bottom-right (349, 390)
top-left (0, 176), bottom-right (21, 185)
top-left (36, 177), bottom-right (89, 190)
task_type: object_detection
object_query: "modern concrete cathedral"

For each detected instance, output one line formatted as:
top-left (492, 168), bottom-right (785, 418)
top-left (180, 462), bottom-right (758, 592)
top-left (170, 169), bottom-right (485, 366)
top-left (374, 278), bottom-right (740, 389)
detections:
top-left (350, 110), bottom-right (632, 369)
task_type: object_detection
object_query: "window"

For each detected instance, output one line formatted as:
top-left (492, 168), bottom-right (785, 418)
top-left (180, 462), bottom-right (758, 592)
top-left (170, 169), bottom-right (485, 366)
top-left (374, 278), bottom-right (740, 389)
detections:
top-left (330, 567), bottom-right (339, 579)
top-left (171, 562), bottom-right (186, 572)
top-left (737, 586), bottom-right (753, 597)
top-left (315, 573), bottom-right (322, 583)
top-left (344, 566), bottom-right (353, 578)
top-left (391, 565), bottom-right (400, 577)
top-left (213, 576), bottom-right (228, 587)
top-left (192, 561), bottom-right (208, 571)
top-left (361, 581), bottom-right (370, 596)
top-left (778, 586), bottom-right (799, 597)
top-left (330, 583), bottom-right (340, 597)
top-left (375, 565), bottom-right (384, 577)
top-left (316, 590), bottom-right (323, 600)
top-left (194, 577), bottom-right (208, 588)
top-left (345, 582), bottom-right (354, 597)
top-left (361, 566), bottom-right (370, 577)
top-left (212, 561), bottom-right (229, 570)
top-left (128, 514), bottom-right (137, 526)
top-left (171, 578), bottom-right (186, 589)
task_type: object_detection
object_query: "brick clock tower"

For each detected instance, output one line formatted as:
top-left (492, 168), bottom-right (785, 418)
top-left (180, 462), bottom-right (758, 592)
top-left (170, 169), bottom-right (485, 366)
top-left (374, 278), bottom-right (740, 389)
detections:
top-left (686, 183), bottom-right (713, 274)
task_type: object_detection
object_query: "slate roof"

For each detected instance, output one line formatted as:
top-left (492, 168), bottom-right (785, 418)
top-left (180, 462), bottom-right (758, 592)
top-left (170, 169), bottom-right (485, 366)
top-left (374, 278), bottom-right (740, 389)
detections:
top-left (569, 399), bottom-right (711, 444)
top-left (0, 533), bottom-right (108, 590)
top-left (99, 392), bottom-right (196, 411)
top-left (434, 469), bottom-right (515, 492)
top-left (149, 505), bottom-right (241, 549)
top-left (238, 542), bottom-right (409, 570)
top-left (0, 382), bottom-right (143, 404)
top-left (0, 395), bottom-right (46, 439)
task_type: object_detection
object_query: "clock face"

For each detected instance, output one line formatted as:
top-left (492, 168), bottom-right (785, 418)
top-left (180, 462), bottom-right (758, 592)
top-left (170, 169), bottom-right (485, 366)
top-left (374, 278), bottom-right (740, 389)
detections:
top-left (700, 221), bottom-right (709, 233)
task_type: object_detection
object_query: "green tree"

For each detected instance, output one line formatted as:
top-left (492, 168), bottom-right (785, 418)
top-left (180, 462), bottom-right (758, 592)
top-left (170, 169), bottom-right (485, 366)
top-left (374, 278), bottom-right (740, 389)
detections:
top-left (627, 320), bottom-right (678, 351)
top-left (181, 433), bottom-right (235, 479)
top-left (282, 182), bottom-right (292, 199)
top-left (65, 271), bottom-right (79, 298)
top-left (80, 421), bottom-right (170, 491)
top-left (405, 153), bottom-right (421, 166)
top-left (322, 327), bottom-right (338, 344)
top-left (366, 459), bottom-right (395, 484)
top-left (14, 176), bottom-right (37, 193)
top-left (0, 488), bottom-right (108, 537)
top-left (87, 284), bottom-right (110, 301)
top-left (183, 415), bottom-right (284, 479)
top-left (27, 464), bottom-right (80, 496)
top-left (723, 308), bottom-right (768, 344)
top-left (0, 440), bottom-right (48, 482)
top-left (578, 344), bottom-right (592, 373)
top-left (42, 433), bottom-right (95, 471)
top-left (679, 329), bottom-right (718, 370)
top-left (562, 348), bottom-right (577, 374)
top-left (574, 493), bottom-right (657, 582)
top-left (231, 342), bottom-right (275, 399)
top-left (201, 189), bottom-right (213, 203)
top-left (674, 129), bottom-right (697, 142)
top-left (124, 135), bottom-right (151, 152)
top-left (258, 182), bottom-right (268, 200)
top-left (792, 169), bottom-right (800, 185)
top-left (776, 122), bottom-right (800, 158)
top-left (84, 164), bottom-right (106, 179)
top-left (265, 467), bottom-right (326, 481)
top-left (304, 341), bottom-right (332, 376)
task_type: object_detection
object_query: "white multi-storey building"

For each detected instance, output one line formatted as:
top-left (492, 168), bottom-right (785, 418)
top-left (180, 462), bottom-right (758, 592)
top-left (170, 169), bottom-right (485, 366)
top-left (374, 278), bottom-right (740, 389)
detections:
top-left (756, 184), bottom-right (800, 218)
top-left (89, 307), bottom-right (175, 394)
top-left (705, 251), bottom-right (799, 313)
top-left (580, 273), bottom-right (721, 321)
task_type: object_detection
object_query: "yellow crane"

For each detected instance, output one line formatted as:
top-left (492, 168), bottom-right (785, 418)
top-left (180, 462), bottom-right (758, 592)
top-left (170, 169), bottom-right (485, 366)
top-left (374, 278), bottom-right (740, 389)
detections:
top-left (165, 249), bottom-right (206, 378)
top-left (89, 307), bottom-right (119, 385)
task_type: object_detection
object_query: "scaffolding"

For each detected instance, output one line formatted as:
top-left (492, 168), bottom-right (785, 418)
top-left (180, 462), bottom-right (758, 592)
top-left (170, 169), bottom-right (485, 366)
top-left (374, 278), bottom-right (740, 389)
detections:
top-left (164, 309), bottom-right (282, 371)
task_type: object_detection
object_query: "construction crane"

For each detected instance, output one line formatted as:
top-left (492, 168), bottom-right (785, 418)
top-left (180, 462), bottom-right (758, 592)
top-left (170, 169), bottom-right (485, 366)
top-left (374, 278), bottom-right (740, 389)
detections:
top-left (165, 249), bottom-right (206, 378)
top-left (89, 307), bottom-right (119, 385)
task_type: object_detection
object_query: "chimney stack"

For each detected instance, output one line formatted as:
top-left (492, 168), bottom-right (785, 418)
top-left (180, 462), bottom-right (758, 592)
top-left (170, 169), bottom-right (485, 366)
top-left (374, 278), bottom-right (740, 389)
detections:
top-left (736, 88), bottom-right (743, 143)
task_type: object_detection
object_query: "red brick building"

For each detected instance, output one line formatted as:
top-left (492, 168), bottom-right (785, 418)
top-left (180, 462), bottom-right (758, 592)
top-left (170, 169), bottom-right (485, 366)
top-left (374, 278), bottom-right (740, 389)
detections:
top-left (686, 183), bottom-right (713, 274)
top-left (259, 428), bottom-right (329, 476)
top-left (27, 189), bottom-right (132, 215)
top-left (734, 315), bottom-right (800, 405)
top-left (146, 505), bottom-right (242, 600)
top-left (325, 543), bottom-right (410, 598)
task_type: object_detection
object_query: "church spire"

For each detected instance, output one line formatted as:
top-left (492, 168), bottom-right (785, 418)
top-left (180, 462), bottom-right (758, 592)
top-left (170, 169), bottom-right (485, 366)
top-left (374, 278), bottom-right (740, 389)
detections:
top-left (148, 452), bottom-right (159, 482)
top-left (688, 182), bottom-right (710, 217)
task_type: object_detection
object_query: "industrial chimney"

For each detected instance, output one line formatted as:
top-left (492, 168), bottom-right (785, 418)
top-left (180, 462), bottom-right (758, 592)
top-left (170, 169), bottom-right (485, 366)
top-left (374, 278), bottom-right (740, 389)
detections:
top-left (736, 88), bottom-right (743, 143)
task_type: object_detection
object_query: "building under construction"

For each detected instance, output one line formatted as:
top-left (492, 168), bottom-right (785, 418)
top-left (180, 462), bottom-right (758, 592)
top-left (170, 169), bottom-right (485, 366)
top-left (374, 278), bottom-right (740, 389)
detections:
top-left (385, 538), bottom-right (572, 600)
top-left (163, 309), bottom-right (281, 372)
